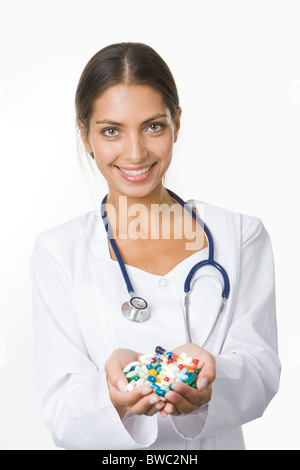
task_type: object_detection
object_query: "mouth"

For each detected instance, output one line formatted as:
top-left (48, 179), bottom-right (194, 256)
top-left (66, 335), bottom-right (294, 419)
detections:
top-left (115, 162), bottom-right (156, 176)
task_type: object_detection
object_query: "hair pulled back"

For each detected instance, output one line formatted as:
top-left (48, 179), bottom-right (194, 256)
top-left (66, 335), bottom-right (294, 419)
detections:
top-left (75, 42), bottom-right (180, 137)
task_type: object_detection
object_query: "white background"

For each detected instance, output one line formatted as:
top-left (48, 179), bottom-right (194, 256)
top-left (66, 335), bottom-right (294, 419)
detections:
top-left (0, 0), bottom-right (299, 450)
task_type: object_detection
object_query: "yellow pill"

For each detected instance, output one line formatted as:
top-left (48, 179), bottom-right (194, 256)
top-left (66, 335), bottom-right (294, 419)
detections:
top-left (148, 369), bottom-right (157, 376)
top-left (156, 377), bottom-right (161, 383)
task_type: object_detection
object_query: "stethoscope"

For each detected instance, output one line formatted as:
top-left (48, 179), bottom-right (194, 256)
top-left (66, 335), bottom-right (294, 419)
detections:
top-left (101, 189), bottom-right (230, 346)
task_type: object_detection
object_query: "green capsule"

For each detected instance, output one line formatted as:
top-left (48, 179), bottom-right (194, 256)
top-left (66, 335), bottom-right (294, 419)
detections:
top-left (126, 370), bottom-right (138, 378)
top-left (186, 373), bottom-right (198, 386)
top-left (128, 375), bottom-right (140, 382)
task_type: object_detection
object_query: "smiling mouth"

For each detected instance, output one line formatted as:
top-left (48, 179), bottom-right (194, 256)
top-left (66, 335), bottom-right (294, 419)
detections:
top-left (115, 163), bottom-right (156, 176)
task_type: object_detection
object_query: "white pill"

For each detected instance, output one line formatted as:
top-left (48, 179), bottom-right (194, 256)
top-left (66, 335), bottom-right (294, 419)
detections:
top-left (136, 378), bottom-right (147, 387)
top-left (184, 356), bottom-right (193, 365)
top-left (139, 353), bottom-right (155, 364)
top-left (123, 361), bottom-right (140, 373)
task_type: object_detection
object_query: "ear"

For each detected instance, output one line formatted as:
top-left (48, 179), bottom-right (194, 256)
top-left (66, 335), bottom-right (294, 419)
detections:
top-left (77, 119), bottom-right (93, 154)
top-left (173, 107), bottom-right (182, 143)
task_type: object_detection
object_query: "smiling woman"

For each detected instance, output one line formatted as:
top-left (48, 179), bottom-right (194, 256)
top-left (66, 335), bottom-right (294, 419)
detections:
top-left (75, 42), bottom-right (181, 202)
top-left (30, 42), bottom-right (281, 451)
top-left (78, 84), bottom-right (180, 200)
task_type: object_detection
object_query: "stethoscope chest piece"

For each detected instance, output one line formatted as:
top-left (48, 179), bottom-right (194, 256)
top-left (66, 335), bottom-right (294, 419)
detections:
top-left (121, 296), bottom-right (150, 322)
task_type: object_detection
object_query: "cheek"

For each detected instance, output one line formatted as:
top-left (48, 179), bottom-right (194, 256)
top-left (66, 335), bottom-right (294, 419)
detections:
top-left (93, 141), bottom-right (120, 165)
top-left (150, 135), bottom-right (174, 160)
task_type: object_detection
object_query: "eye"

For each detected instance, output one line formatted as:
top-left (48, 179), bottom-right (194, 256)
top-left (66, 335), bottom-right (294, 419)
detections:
top-left (102, 128), bottom-right (119, 137)
top-left (148, 122), bottom-right (166, 132)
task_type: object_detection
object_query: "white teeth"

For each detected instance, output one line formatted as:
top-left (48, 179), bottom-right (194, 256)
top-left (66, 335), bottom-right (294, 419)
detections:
top-left (118, 164), bottom-right (153, 176)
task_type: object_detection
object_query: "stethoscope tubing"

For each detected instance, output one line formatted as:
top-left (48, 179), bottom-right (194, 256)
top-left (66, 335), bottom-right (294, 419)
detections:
top-left (101, 194), bottom-right (135, 295)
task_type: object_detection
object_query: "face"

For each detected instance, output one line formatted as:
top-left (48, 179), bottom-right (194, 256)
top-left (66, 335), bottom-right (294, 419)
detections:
top-left (79, 84), bottom-right (181, 200)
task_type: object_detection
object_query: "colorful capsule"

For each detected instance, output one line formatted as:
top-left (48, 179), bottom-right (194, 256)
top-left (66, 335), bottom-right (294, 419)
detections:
top-left (186, 373), bottom-right (198, 386)
top-left (147, 375), bottom-right (157, 383)
top-left (123, 346), bottom-right (204, 395)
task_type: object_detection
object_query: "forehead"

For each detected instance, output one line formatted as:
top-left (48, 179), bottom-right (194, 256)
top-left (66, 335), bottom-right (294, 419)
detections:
top-left (91, 84), bottom-right (169, 120)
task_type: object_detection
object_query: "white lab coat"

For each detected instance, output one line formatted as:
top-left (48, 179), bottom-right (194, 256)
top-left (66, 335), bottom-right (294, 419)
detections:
top-left (30, 199), bottom-right (281, 450)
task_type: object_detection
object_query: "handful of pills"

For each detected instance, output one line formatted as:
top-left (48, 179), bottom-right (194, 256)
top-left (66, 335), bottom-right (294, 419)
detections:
top-left (123, 346), bottom-right (203, 400)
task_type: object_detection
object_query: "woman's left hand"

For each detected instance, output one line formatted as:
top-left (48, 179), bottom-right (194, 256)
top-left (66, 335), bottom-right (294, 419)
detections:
top-left (160, 343), bottom-right (216, 418)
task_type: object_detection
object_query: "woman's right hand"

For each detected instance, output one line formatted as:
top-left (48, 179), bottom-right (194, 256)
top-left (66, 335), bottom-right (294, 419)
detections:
top-left (104, 348), bottom-right (166, 419)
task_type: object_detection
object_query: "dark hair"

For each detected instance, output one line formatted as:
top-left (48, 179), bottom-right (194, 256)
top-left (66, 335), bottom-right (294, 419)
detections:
top-left (75, 42), bottom-right (180, 138)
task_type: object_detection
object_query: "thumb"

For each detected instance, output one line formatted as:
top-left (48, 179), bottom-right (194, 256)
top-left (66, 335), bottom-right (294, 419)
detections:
top-left (196, 354), bottom-right (216, 392)
top-left (197, 377), bottom-right (209, 392)
top-left (105, 356), bottom-right (128, 393)
top-left (116, 377), bottom-right (128, 394)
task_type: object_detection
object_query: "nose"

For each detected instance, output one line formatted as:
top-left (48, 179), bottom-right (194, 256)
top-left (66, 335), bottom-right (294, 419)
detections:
top-left (123, 131), bottom-right (148, 163)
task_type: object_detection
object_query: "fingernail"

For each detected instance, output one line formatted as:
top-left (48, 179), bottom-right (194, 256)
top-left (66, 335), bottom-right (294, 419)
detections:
top-left (164, 404), bottom-right (173, 414)
top-left (197, 378), bottom-right (208, 392)
top-left (155, 402), bottom-right (164, 410)
top-left (117, 380), bottom-right (127, 394)
top-left (149, 395), bottom-right (160, 405)
top-left (141, 386), bottom-right (152, 395)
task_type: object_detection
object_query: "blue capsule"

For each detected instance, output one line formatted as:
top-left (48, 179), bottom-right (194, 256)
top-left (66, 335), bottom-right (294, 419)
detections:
top-left (155, 346), bottom-right (166, 355)
top-left (150, 382), bottom-right (159, 390)
top-left (147, 375), bottom-right (157, 383)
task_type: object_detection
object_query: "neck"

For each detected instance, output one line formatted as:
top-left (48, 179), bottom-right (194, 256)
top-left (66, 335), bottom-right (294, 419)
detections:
top-left (106, 184), bottom-right (176, 211)
top-left (104, 184), bottom-right (182, 239)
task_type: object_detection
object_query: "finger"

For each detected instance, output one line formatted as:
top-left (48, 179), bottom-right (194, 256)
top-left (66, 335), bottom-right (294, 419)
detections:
top-left (144, 397), bottom-right (166, 416)
top-left (164, 402), bottom-right (181, 416)
top-left (129, 392), bottom-right (165, 416)
top-left (164, 389), bottom-right (199, 414)
top-left (108, 378), bottom-right (166, 416)
top-left (159, 401), bottom-right (180, 418)
top-left (196, 355), bottom-right (216, 390)
top-left (164, 385), bottom-right (212, 415)
top-left (109, 380), bottom-right (152, 408)
top-left (169, 381), bottom-right (212, 406)
top-left (169, 382), bottom-right (205, 404)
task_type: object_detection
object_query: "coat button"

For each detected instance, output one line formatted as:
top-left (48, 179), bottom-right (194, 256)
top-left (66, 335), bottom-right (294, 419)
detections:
top-left (159, 278), bottom-right (168, 286)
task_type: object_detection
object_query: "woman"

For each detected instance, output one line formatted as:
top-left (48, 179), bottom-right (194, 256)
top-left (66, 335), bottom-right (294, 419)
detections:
top-left (30, 42), bottom-right (281, 450)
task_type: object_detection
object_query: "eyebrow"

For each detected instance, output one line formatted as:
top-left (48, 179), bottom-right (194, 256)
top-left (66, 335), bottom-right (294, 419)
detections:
top-left (95, 113), bottom-right (168, 127)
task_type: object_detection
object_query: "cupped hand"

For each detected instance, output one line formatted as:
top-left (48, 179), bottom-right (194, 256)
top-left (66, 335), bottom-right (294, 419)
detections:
top-left (159, 343), bottom-right (216, 418)
top-left (105, 348), bottom-right (166, 419)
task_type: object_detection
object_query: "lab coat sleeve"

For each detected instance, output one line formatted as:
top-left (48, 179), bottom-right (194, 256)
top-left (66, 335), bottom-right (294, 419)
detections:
top-left (30, 235), bottom-right (157, 450)
top-left (170, 217), bottom-right (281, 439)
